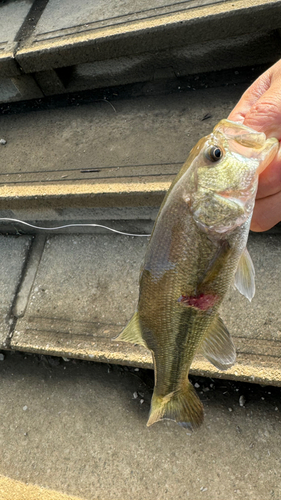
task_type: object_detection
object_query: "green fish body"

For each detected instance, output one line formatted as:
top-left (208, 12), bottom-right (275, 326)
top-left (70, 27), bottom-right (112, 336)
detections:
top-left (116, 120), bottom-right (278, 428)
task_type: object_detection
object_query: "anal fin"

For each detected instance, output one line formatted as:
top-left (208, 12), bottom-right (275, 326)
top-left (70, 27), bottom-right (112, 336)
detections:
top-left (114, 312), bottom-right (148, 349)
top-left (200, 315), bottom-right (236, 370)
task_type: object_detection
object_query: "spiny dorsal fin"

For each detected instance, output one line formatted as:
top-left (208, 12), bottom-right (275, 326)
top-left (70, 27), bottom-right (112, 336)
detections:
top-left (234, 247), bottom-right (255, 302)
top-left (200, 315), bottom-right (236, 371)
top-left (114, 312), bottom-right (148, 349)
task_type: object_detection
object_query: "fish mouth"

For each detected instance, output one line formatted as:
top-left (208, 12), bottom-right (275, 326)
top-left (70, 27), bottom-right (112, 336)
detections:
top-left (214, 119), bottom-right (267, 148)
top-left (255, 136), bottom-right (279, 175)
top-left (214, 119), bottom-right (279, 175)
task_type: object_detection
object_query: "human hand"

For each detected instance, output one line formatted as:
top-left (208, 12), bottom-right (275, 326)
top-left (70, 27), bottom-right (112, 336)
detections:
top-left (228, 60), bottom-right (281, 231)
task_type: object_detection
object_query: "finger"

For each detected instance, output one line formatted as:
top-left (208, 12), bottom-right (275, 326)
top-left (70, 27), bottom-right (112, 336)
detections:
top-left (251, 191), bottom-right (281, 232)
top-left (256, 147), bottom-right (281, 199)
top-left (242, 82), bottom-right (281, 139)
top-left (228, 71), bottom-right (271, 124)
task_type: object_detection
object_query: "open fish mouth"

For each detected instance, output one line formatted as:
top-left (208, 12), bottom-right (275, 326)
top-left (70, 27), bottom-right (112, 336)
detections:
top-left (214, 120), bottom-right (267, 147)
top-left (214, 119), bottom-right (278, 173)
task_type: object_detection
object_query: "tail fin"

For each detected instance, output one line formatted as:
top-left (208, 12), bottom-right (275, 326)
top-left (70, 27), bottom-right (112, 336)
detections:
top-left (147, 380), bottom-right (204, 429)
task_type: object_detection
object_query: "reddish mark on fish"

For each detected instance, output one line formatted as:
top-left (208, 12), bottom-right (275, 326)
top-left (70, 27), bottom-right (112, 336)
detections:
top-left (178, 293), bottom-right (219, 311)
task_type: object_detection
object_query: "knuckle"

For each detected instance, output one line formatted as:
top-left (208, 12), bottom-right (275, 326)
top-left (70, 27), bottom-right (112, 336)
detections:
top-left (247, 100), bottom-right (280, 125)
top-left (244, 98), bottom-right (281, 135)
top-left (253, 99), bottom-right (280, 118)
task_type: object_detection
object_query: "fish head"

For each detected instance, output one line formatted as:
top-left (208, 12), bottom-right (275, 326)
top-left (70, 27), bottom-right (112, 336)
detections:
top-left (186, 119), bottom-right (278, 233)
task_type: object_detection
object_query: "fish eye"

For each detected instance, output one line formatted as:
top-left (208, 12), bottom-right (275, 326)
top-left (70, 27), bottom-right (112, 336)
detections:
top-left (206, 146), bottom-right (223, 162)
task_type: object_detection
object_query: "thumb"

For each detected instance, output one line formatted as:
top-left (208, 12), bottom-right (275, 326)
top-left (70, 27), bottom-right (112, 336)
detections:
top-left (242, 81), bottom-right (281, 140)
top-left (228, 71), bottom-right (271, 124)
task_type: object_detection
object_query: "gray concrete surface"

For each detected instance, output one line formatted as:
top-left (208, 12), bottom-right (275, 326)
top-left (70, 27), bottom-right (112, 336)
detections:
top-left (0, 83), bottom-right (243, 214)
top-left (0, 0), bottom-right (280, 102)
top-left (0, 0), bottom-right (44, 103)
top-left (0, 0), bottom-right (32, 76)
top-left (0, 350), bottom-right (280, 499)
top-left (0, 18), bottom-right (280, 494)
top-left (0, 85), bottom-right (242, 184)
top-left (17, 0), bottom-right (281, 74)
top-left (66, 31), bottom-right (281, 95)
top-left (0, 77), bottom-right (23, 103)
top-left (14, 233), bottom-right (143, 335)
top-left (0, 235), bottom-right (31, 347)
top-left (8, 229), bottom-right (281, 387)
top-left (30, 0), bottom-right (224, 35)
top-left (0, 74), bottom-right (43, 104)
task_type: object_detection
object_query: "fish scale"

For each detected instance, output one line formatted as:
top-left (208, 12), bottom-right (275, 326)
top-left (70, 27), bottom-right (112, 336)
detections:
top-left (115, 119), bottom-right (278, 429)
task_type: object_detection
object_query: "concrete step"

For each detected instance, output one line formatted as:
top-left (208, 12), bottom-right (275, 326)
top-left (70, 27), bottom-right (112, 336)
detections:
top-left (0, 74), bottom-right (258, 224)
top-left (1, 0), bottom-right (281, 103)
top-left (0, 229), bottom-right (280, 387)
top-left (0, 81), bottom-right (280, 384)
top-left (1, 2), bottom-right (280, 385)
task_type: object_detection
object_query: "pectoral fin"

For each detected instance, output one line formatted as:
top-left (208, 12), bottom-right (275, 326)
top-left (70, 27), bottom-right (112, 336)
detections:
top-left (200, 315), bottom-right (236, 370)
top-left (114, 312), bottom-right (148, 349)
top-left (234, 247), bottom-right (255, 301)
top-left (197, 239), bottom-right (231, 291)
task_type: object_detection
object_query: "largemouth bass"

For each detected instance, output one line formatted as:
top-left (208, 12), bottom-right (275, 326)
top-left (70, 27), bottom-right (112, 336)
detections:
top-left (116, 119), bottom-right (278, 429)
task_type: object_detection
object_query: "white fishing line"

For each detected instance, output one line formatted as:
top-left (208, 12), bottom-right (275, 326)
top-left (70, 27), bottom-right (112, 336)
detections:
top-left (0, 218), bottom-right (151, 237)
